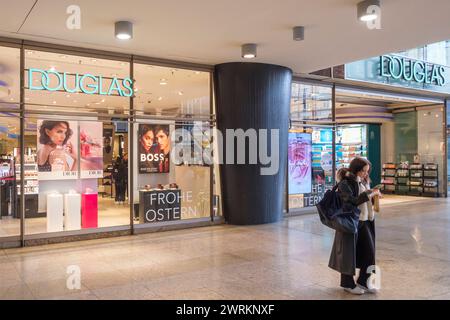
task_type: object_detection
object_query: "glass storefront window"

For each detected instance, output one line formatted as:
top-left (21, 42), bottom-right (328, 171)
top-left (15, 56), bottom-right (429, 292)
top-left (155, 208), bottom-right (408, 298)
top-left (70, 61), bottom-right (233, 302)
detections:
top-left (0, 46), bottom-right (20, 108)
top-left (23, 50), bottom-right (131, 236)
top-left (288, 82), bottom-right (334, 212)
top-left (0, 113), bottom-right (20, 238)
top-left (132, 64), bottom-right (212, 225)
top-left (24, 50), bottom-right (130, 114)
top-left (288, 126), bottom-right (334, 211)
top-left (0, 46), bottom-right (21, 240)
top-left (447, 101), bottom-right (450, 195)
top-left (336, 124), bottom-right (368, 169)
top-left (291, 83), bottom-right (332, 122)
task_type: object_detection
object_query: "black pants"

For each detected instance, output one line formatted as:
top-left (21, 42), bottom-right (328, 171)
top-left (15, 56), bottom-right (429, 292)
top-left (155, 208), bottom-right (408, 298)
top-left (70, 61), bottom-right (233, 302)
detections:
top-left (115, 182), bottom-right (126, 202)
top-left (341, 220), bottom-right (376, 288)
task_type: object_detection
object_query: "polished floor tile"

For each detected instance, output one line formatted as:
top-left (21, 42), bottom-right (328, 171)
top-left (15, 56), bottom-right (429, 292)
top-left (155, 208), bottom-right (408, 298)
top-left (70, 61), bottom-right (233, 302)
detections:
top-left (1, 196), bottom-right (450, 299)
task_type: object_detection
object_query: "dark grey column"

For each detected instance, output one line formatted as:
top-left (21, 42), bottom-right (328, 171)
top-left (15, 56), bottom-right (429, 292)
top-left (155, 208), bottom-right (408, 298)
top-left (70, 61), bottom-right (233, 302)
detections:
top-left (214, 62), bottom-right (292, 225)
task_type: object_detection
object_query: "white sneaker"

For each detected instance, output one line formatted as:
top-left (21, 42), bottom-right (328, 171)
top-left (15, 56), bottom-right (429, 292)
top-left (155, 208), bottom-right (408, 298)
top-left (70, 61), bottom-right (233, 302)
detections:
top-left (344, 286), bottom-right (365, 295)
top-left (357, 284), bottom-right (379, 294)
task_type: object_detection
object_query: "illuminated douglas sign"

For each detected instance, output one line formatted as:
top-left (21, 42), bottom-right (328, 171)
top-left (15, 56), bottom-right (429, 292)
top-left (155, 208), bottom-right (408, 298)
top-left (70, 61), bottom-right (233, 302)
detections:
top-left (380, 55), bottom-right (446, 86)
top-left (28, 68), bottom-right (134, 97)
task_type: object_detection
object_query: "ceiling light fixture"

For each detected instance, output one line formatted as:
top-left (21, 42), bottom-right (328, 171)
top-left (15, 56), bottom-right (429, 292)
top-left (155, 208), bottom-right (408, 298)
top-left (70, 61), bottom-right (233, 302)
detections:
top-left (158, 96), bottom-right (163, 101)
top-left (357, 0), bottom-right (380, 22)
top-left (293, 26), bottom-right (305, 41)
top-left (50, 66), bottom-right (56, 71)
top-left (115, 21), bottom-right (133, 40)
top-left (241, 43), bottom-right (257, 59)
top-left (160, 79), bottom-right (167, 85)
top-left (178, 91), bottom-right (184, 96)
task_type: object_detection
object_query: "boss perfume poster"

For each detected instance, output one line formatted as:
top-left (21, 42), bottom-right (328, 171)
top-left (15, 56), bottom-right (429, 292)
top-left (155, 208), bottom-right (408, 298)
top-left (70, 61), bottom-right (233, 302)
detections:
top-left (138, 124), bottom-right (170, 173)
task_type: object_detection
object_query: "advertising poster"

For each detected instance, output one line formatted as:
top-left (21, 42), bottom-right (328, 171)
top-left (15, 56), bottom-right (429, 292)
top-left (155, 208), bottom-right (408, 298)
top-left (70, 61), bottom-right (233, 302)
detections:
top-left (80, 121), bottom-right (103, 179)
top-left (138, 124), bottom-right (170, 173)
top-left (288, 132), bottom-right (312, 195)
top-left (36, 120), bottom-right (78, 180)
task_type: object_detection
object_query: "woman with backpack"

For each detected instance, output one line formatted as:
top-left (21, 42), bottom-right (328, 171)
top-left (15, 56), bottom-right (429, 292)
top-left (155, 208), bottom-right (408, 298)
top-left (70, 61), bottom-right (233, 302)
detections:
top-left (329, 157), bottom-right (381, 295)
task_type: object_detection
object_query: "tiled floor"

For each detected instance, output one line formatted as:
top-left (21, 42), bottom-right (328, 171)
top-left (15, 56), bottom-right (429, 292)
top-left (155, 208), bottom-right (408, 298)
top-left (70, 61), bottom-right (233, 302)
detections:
top-left (1, 196), bottom-right (450, 300)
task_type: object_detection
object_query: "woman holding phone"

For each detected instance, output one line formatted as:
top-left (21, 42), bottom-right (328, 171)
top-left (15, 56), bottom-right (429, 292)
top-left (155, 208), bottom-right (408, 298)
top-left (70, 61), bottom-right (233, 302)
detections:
top-left (329, 157), bottom-right (381, 295)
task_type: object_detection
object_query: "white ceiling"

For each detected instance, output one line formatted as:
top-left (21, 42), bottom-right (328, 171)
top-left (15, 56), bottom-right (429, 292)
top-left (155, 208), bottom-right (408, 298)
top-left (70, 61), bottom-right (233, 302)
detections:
top-left (0, 0), bottom-right (449, 74)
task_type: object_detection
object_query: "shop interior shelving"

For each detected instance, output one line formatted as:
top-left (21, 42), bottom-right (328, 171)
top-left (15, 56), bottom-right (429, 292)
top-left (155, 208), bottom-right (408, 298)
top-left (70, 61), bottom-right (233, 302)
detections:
top-left (381, 163), bottom-right (439, 197)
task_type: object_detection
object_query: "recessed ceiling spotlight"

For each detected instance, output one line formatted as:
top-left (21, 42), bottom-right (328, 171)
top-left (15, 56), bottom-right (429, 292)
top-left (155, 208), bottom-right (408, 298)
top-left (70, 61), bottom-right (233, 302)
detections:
top-left (101, 98), bottom-right (105, 103)
top-left (293, 26), bottom-right (305, 41)
top-left (178, 91), bottom-right (184, 96)
top-left (195, 71), bottom-right (201, 75)
top-left (27, 51), bottom-right (33, 55)
top-left (115, 21), bottom-right (133, 40)
top-left (87, 103), bottom-right (91, 106)
top-left (91, 59), bottom-right (97, 62)
top-left (357, 0), bottom-right (380, 22)
top-left (52, 101), bottom-right (56, 104)
top-left (158, 96), bottom-right (163, 101)
top-left (160, 79), bottom-right (167, 85)
top-left (50, 66), bottom-right (56, 71)
top-left (241, 43), bottom-right (257, 59)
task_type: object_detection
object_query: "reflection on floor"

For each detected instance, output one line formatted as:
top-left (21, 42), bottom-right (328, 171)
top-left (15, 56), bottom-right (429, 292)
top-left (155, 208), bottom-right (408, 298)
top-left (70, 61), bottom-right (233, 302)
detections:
top-left (0, 197), bottom-right (129, 237)
top-left (379, 194), bottom-right (434, 206)
top-left (1, 196), bottom-right (450, 299)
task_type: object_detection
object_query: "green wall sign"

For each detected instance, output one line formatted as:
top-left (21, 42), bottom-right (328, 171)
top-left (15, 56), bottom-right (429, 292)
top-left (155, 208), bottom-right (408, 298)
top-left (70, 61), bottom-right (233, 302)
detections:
top-left (28, 68), bottom-right (134, 97)
top-left (345, 54), bottom-right (450, 94)
top-left (380, 55), bottom-right (446, 86)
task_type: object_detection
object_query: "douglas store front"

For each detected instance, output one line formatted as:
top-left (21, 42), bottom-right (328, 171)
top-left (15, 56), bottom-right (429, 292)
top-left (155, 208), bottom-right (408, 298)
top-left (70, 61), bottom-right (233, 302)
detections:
top-left (286, 41), bottom-right (450, 214)
top-left (0, 38), bottom-right (221, 248)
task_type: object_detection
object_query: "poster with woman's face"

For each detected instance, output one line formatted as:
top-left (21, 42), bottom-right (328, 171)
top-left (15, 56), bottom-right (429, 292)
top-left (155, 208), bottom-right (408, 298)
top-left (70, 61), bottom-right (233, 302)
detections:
top-left (80, 121), bottom-right (103, 179)
top-left (138, 124), bottom-right (170, 173)
top-left (36, 120), bottom-right (78, 180)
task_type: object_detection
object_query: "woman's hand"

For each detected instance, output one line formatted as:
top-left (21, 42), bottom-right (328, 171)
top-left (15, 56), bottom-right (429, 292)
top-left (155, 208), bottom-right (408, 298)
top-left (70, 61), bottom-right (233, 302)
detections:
top-left (371, 188), bottom-right (382, 198)
top-left (37, 144), bottom-right (55, 165)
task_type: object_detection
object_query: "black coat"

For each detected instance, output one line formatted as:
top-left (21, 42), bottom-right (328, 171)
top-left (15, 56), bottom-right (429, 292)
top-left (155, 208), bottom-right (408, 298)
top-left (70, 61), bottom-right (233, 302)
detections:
top-left (328, 173), bottom-right (371, 275)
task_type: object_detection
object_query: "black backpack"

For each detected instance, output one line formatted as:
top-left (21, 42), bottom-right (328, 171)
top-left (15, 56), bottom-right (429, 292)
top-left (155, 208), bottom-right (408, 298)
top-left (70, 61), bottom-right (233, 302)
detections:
top-left (316, 185), bottom-right (359, 234)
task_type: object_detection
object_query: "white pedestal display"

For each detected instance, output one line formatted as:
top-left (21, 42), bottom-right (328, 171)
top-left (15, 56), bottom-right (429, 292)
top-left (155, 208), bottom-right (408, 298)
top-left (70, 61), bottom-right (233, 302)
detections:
top-left (47, 193), bottom-right (64, 232)
top-left (64, 193), bottom-right (81, 231)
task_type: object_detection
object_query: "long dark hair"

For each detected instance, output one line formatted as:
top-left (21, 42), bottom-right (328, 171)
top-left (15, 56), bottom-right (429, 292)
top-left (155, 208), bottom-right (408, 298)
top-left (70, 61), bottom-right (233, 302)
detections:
top-left (139, 124), bottom-right (154, 138)
top-left (39, 120), bottom-right (73, 145)
top-left (338, 157), bottom-right (372, 182)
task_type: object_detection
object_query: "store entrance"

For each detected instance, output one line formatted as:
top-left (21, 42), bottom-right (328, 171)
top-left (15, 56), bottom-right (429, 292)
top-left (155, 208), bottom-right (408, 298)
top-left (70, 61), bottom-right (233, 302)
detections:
top-left (336, 88), bottom-right (447, 203)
